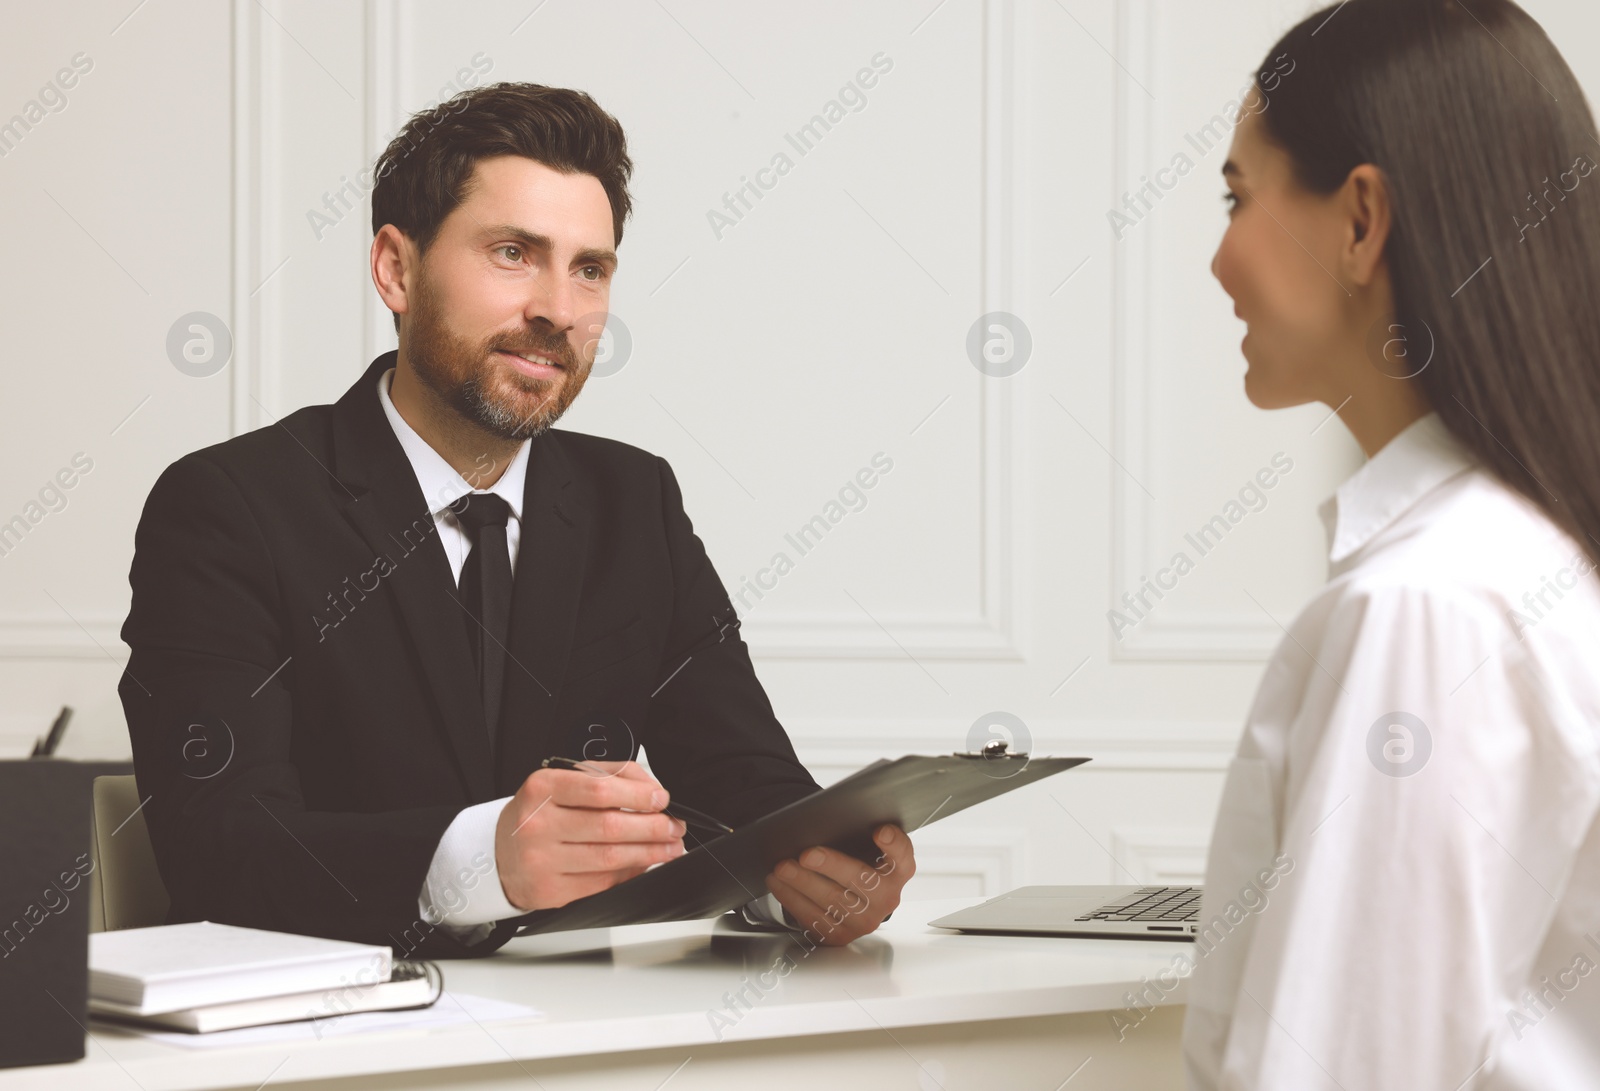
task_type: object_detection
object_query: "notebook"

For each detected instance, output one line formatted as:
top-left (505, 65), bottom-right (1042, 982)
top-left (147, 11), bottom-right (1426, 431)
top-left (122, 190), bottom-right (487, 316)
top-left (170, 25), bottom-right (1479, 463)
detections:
top-left (89, 960), bottom-right (438, 1033)
top-left (89, 921), bottom-right (393, 1016)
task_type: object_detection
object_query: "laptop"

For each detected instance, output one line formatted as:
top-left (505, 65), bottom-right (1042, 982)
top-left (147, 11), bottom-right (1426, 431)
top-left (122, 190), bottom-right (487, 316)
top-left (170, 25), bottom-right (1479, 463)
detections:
top-left (929, 885), bottom-right (1202, 941)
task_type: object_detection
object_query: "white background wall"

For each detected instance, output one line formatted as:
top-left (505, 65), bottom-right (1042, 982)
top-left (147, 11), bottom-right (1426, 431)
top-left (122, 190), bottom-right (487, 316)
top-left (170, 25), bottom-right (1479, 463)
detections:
top-left (4, 0), bottom-right (1598, 899)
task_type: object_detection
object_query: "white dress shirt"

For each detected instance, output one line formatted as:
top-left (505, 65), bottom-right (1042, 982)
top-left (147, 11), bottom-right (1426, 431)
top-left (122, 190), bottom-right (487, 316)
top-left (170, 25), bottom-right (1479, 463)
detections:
top-left (377, 368), bottom-right (528, 944)
top-left (1181, 412), bottom-right (1600, 1089)
top-left (378, 368), bottom-right (788, 945)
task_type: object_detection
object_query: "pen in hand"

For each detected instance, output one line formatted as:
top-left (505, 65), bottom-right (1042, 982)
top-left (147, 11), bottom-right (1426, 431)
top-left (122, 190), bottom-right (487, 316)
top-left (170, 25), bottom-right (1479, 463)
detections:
top-left (540, 756), bottom-right (734, 836)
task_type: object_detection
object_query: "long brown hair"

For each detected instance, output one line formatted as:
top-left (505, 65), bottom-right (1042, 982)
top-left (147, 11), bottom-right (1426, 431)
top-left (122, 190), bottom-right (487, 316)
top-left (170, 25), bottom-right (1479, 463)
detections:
top-left (1260, 0), bottom-right (1600, 565)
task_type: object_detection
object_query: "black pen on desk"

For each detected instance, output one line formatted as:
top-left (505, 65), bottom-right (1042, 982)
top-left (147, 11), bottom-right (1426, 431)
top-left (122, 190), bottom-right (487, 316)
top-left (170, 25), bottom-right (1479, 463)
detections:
top-left (30, 705), bottom-right (73, 758)
top-left (540, 755), bottom-right (734, 835)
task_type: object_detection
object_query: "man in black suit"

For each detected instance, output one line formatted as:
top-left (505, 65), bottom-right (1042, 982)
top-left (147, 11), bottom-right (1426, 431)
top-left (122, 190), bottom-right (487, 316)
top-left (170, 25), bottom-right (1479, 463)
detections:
top-left (119, 82), bottom-right (914, 959)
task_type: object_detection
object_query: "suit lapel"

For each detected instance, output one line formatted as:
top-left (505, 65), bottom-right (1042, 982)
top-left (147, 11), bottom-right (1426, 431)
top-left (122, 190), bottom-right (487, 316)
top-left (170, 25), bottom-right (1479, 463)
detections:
top-left (328, 354), bottom-right (496, 802)
top-left (496, 433), bottom-right (591, 789)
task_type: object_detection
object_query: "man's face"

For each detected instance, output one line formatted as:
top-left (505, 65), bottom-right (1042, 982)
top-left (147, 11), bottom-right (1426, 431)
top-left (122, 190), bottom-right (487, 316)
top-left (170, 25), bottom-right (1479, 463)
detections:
top-left (402, 155), bottom-right (618, 440)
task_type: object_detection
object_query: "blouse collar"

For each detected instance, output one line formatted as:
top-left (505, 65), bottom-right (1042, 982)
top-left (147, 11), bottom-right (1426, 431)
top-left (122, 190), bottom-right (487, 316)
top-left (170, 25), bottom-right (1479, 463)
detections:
top-left (1317, 411), bottom-right (1475, 567)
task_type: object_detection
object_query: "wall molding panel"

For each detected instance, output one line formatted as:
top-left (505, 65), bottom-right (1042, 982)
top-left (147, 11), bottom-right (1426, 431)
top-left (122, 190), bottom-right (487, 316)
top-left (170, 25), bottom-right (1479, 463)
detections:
top-left (793, 717), bottom-right (1239, 781)
top-left (1108, 0), bottom-right (1280, 663)
top-left (734, 0), bottom-right (1024, 661)
top-left (1110, 825), bottom-right (1210, 886)
top-left (0, 615), bottom-right (127, 660)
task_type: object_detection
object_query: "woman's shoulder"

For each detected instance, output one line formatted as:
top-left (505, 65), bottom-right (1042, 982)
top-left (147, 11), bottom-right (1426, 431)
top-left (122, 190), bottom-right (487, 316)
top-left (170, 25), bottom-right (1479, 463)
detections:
top-left (1329, 465), bottom-right (1599, 630)
top-left (1284, 469), bottom-right (1600, 765)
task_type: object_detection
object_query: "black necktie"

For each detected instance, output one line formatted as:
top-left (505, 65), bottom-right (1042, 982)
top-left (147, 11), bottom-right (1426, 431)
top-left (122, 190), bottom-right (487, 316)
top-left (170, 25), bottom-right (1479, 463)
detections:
top-left (453, 492), bottom-right (513, 749)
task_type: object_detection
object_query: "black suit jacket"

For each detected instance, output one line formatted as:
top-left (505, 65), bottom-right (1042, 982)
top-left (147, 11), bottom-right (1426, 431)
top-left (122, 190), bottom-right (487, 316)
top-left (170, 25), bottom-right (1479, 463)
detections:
top-left (119, 352), bottom-right (819, 958)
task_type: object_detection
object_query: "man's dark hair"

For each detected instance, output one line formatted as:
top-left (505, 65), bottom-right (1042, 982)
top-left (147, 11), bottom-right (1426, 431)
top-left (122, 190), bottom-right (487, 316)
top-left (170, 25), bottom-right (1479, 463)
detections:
top-left (370, 82), bottom-right (633, 331)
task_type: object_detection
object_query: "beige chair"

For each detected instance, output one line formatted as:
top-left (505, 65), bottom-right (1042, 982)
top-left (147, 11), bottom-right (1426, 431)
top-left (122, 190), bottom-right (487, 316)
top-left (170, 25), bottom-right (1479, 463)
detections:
top-left (89, 775), bottom-right (170, 932)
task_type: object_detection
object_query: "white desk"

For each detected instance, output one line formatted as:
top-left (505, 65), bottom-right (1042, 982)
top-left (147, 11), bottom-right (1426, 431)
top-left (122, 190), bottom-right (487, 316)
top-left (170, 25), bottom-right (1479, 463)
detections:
top-left (4, 899), bottom-right (1189, 1090)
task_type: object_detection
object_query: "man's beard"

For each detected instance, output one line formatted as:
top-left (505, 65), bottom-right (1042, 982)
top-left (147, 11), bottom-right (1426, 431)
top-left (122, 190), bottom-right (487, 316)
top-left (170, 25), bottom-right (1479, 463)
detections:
top-left (405, 274), bottom-right (593, 442)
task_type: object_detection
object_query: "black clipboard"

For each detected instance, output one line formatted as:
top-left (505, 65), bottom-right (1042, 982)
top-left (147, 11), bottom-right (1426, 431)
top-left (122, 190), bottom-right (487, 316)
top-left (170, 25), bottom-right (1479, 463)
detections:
top-left (511, 747), bottom-right (1090, 937)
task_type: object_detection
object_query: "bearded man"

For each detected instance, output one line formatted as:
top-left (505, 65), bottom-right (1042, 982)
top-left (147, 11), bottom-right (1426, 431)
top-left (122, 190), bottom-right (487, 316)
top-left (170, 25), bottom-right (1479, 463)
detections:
top-left (119, 82), bottom-right (913, 958)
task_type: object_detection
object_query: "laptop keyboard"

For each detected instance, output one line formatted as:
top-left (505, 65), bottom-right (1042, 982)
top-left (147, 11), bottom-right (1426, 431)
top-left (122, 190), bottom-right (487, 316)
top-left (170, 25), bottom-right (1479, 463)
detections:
top-left (1075, 886), bottom-right (1202, 923)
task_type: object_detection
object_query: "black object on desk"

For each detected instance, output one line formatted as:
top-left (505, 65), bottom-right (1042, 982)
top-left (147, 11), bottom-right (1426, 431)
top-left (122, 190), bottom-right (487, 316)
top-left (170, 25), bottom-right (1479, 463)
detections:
top-left (513, 750), bottom-right (1090, 937)
top-left (30, 705), bottom-right (73, 757)
top-left (0, 759), bottom-right (133, 1070)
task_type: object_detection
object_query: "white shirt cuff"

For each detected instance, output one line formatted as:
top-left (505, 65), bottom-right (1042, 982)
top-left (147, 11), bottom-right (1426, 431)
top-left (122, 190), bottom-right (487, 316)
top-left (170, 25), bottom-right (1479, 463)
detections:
top-left (739, 892), bottom-right (798, 929)
top-left (418, 795), bottom-right (520, 944)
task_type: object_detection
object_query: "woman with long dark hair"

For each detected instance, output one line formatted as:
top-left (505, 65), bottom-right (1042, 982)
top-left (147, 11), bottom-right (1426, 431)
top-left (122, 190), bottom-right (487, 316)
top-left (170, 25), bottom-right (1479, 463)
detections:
top-left (1189, 1), bottom-right (1600, 1086)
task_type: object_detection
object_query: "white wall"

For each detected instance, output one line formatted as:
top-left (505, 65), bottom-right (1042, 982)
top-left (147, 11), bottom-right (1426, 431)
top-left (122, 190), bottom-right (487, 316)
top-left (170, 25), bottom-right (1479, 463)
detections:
top-left (5, 0), bottom-right (1598, 899)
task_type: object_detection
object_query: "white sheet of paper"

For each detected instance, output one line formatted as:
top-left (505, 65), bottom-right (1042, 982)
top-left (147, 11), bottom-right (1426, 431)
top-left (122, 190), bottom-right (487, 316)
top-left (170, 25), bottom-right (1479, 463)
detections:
top-left (108, 990), bottom-right (541, 1050)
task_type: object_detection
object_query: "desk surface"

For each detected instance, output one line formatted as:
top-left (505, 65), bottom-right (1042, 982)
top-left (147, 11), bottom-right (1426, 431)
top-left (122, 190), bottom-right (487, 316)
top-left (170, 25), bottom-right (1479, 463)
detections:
top-left (3, 898), bottom-right (1192, 1091)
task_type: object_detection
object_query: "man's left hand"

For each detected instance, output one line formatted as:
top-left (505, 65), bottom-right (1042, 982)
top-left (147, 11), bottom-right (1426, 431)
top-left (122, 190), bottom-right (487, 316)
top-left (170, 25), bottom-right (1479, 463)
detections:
top-left (764, 824), bottom-right (915, 945)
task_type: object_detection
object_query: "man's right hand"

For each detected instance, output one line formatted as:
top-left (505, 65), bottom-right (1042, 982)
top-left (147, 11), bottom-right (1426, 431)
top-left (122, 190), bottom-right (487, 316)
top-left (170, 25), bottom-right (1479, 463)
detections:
top-left (494, 760), bottom-right (687, 912)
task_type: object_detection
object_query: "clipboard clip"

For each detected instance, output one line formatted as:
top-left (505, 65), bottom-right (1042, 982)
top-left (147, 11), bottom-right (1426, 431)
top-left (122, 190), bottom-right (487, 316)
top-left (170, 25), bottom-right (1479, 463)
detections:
top-left (956, 738), bottom-right (1028, 760)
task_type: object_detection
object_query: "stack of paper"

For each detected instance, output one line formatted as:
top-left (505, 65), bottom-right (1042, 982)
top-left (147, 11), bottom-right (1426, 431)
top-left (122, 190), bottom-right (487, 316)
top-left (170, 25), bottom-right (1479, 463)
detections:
top-left (88, 921), bottom-right (431, 1033)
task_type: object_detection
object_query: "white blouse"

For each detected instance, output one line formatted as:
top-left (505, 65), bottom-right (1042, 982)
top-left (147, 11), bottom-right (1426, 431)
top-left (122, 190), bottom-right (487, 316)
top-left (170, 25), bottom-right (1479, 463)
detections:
top-left (1182, 412), bottom-right (1600, 1090)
